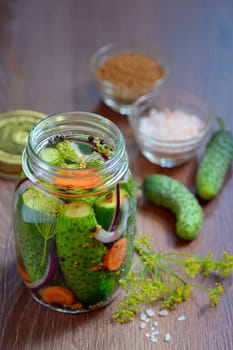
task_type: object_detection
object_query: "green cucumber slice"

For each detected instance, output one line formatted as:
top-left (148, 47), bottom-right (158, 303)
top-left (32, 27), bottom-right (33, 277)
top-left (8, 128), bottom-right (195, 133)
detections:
top-left (39, 147), bottom-right (62, 165)
top-left (93, 188), bottom-right (128, 230)
top-left (64, 201), bottom-right (92, 218)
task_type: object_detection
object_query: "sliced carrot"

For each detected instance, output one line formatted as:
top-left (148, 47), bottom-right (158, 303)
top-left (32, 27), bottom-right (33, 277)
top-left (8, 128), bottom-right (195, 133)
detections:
top-left (53, 170), bottom-right (103, 190)
top-left (17, 260), bottom-right (31, 283)
top-left (104, 237), bottom-right (128, 271)
top-left (89, 262), bottom-right (104, 272)
top-left (41, 286), bottom-right (75, 306)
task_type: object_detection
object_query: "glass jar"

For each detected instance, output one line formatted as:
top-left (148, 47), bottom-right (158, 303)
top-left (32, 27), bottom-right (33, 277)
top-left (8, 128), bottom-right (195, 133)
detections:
top-left (13, 111), bottom-right (137, 313)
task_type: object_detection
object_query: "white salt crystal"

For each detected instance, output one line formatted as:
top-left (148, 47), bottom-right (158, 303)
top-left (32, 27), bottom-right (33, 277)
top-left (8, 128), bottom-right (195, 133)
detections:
top-left (164, 333), bottom-right (171, 342)
top-left (152, 331), bottom-right (160, 336)
top-left (159, 309), bottom-right (169, 317)
top-left (177, 315), bottom-right (186, 321)
top-left (139, 322), bottom-right (146, 329)
top-left (146, 308), bottom-right (155, 317)
top-left (140, 312), bottom-right (147, 321)
top-left (151, 336), bottom-right (158, 343)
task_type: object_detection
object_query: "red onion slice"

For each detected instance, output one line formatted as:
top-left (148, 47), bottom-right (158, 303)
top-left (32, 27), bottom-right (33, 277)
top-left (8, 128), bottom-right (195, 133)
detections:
top-left (15, 178), bottom-right (33, 194)
top-left (108, 183), bottom-right (120, 231)
top-left (26, 252), bottom-right (58, 291)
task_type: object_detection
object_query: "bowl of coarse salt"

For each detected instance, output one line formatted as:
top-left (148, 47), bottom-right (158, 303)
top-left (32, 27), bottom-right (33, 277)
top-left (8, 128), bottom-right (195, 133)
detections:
top-left (129, 89), bottom-right (213, 167)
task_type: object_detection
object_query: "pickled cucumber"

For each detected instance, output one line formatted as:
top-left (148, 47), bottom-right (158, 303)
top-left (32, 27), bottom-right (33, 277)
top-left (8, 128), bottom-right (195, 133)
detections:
top-left (56, 201), bottom-right (118, 305)
top-left (20, 187), bottom-right (62, 223)
top-left (15, 188), bottom-right (59, 282)
top-left (142, 174), bottom-right (203, 240)
top-left (196, 118), bottom-right (233, 200)
top-left (93, 187), bottom-right (128, 230)
top-left (15, 215), bottom-right (50, 282)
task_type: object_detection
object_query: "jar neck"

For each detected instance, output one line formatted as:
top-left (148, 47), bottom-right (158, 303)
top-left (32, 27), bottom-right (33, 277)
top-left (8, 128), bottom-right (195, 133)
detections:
top-left (22, 112), bottom-right (129, 197)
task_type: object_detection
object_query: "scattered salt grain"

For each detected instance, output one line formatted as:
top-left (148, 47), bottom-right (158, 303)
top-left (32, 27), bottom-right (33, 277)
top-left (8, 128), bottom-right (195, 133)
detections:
top-left (139, 108), bottom-right (205, 141)
top-left (139, 322), bottom-right (147, 329)
top-left (177, 315), bottom-right (186, 321)
top-left (151, 337), bottom-right (158, 343)
top-left (159, 309), bottom-right (169, 317)
top-left (164, 333), bottom-right (171, 342)
top-left (153, 321), bottom-right (159, 327)
top-left (146, 308), bottom-right (155, 317)
top-left (152, 331), bottom-right (160, 336)
top-left (140, 312), bottom-right (147, 321)
top-left (145, 318), bottom-right (150, 323)
top-left (145, 333), bottom-right (151, 338)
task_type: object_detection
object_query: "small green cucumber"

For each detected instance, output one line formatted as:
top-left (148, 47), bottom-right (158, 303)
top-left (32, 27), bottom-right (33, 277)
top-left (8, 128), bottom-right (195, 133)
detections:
top-left (196, 118), bottom-right (233, 200)
top-left (142, 174), bottom-right (203, 240)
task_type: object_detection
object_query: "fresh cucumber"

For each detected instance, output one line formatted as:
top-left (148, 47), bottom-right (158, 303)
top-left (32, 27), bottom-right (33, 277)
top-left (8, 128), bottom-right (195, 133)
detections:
top-left (196, 118), bottom-right (233, 200)
top-left (142, 174), bottom-right (203, 240)
top-left (56, 201), bottom-right (118, 305)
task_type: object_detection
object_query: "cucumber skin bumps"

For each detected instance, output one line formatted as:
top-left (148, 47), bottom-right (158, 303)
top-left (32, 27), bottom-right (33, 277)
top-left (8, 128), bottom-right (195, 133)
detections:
top-left (56, 201), bottom-right (118, 305)
top-left (196, 118), bottom-right (233, 200)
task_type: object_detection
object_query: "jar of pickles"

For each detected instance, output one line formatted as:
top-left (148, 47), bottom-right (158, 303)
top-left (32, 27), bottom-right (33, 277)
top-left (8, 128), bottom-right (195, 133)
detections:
top-left (13, 112), bottom-right (137, 313)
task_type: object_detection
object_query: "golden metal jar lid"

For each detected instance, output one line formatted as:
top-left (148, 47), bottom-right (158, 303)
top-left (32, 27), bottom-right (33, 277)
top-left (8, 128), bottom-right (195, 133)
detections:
top-left (0, 110), bottom-right (46, 179)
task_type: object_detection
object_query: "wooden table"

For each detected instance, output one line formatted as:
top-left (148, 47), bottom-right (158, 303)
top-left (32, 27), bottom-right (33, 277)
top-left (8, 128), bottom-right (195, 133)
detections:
top-left (1, 0), bottom-right (233, 349)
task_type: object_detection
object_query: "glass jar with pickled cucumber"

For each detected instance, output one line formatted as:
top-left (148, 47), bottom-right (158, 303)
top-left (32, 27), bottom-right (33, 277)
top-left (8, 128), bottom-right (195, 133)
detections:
top-left (13, 112), bottom-right (137, 313)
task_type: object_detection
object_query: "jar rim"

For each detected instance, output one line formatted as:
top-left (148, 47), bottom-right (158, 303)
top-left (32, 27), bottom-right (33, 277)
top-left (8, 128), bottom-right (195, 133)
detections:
top-left (23, 111), bottom-right (129, 196)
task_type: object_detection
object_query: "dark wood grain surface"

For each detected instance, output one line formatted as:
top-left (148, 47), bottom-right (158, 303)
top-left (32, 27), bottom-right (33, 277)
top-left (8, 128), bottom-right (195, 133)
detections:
top-left (0, 0), bottom-right (233, 349)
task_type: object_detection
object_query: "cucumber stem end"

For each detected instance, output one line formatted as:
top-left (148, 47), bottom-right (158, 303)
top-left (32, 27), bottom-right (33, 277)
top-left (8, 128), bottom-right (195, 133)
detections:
top-left (217, 116), bottom-right (225, 130)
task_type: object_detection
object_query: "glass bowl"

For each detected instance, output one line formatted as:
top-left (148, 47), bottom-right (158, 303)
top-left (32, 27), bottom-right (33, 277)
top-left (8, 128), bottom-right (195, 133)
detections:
top-left (128, 90), bottom-right (213, 167)
top-left (90, 42), bottom-right (170, 115)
